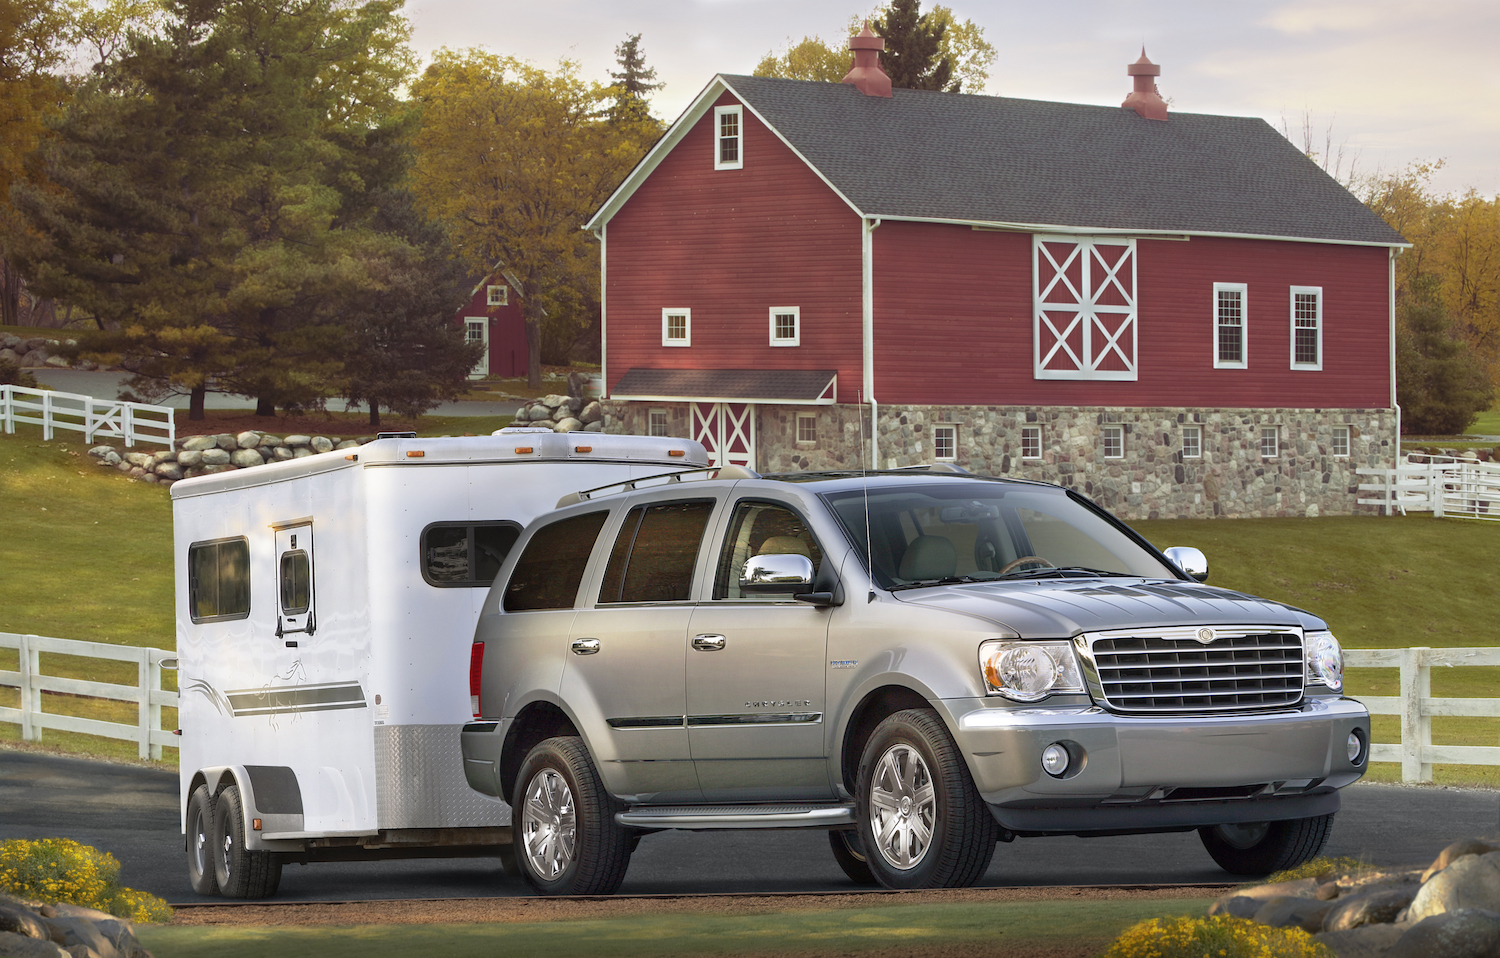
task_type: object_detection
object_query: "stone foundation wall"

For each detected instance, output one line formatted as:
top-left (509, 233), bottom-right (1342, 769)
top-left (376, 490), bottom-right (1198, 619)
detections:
top-left (605, 401), bottom-right (1397, 520)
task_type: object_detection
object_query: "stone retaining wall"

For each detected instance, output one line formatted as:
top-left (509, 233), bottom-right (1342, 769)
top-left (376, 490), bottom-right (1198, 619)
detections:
top-left (87, 430), bottom-right (367, 486)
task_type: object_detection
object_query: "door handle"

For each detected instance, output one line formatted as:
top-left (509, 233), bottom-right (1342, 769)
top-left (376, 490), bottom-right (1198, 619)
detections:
top-left (692, 634), bottom-right (726, 652)
top-left (571, 638), bottom-right (601, 655)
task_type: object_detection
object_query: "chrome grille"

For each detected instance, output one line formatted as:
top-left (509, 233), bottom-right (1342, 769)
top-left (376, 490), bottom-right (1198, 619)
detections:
top-left (1086, 628), bottom-right (1304, 713)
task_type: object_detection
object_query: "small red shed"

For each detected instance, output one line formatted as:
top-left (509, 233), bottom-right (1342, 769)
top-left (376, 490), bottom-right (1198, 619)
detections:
top-left (455, 269), bottom-right (528, 380)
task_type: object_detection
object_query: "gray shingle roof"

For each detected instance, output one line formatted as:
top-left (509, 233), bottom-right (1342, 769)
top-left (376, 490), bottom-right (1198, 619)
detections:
top-left (721, 75), bottom-right (1404, 246)
top-left (612, 368), bottom-right (837, 402)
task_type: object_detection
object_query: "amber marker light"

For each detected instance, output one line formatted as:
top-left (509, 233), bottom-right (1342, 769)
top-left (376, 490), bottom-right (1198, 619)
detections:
top-left (669, 449), bottom-right (685, 457)
top-left (575, 446), bottom-right (592, 453)
top-left (345, 454), bottom-right (358, 461)
top-left (514, 447), bottom-right (534, 454)
top-left (406, 450), bottom-right (425, 458)
top-left (252, 819), bottom-right (262, 831)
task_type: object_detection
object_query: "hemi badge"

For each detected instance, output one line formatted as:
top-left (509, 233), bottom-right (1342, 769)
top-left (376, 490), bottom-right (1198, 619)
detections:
top-left (1196, 628), bottom-right (1216, 644)
top-left (830, 659), bottom-right (858, 670)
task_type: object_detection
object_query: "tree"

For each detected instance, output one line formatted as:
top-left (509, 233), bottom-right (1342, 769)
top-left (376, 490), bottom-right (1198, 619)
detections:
top-left (753, 35), bottom-right (848, 83)
top-left (411, 50), bottom-right (656, 389)
top-left (1396, 277), bottom-right (1495, 435)
top-left (608, 33), bottom-right (661, 124)
top-left (874, 0), bottom-right (955, 92)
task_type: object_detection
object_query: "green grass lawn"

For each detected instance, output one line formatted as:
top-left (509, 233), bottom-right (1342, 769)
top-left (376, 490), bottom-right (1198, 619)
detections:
top-left (136, 897), bottom-right (1213, 958)
top-left (1469, 401), bottom-right (1500, 437)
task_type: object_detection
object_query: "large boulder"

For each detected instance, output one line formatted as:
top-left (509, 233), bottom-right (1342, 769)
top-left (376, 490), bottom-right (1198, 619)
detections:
top-left (1408, 851), bottom-right (1500, 922)
top-left (283, 434), bottom-right (311, 448)
top-left (176, 449), bottom-right (204, 468)
top-left (235, 431), bottom-right (261, 449)
top-left (0, 904), bottom-right (49, 940)
top-left (181, 435), bottom-right (218, 452)
top-left (526, 405), bottom-right (552, 422)
top-left (579, 401), bottom-right (603, 425)
top-left (1324, 886), bottom-right (1419, 931)
top-left (270, 446), bottom-right (294, 461)
top-left (124, 452), bottom-right (154, 468)
top-left (155, 462), bottom-right (185, 481)
top-left (1424, 839), bottom-right (1499, 883)
top-left (554, 417), bottom-right (583, 433)
top-left (1252, 895), bottom-right (1335, 933)
top-left (200, 448), bottom-right (232, 466)
top-left (41, 915), bottom-right (117, 958)
top-left (214, 433), bottom-right (237, 450)
top-left (230, 448), bottom-right (264, 468)
top-left (43, 354), bottom-right (69, 368)
top-left (1388, 908), bottom-right (1500, 958)
top-left (1314, 923), bottom-right (1410, 958)
top-left (310, 436), bottom-right (333, 453)
top-left (0, 930), bottom-right (67, 957)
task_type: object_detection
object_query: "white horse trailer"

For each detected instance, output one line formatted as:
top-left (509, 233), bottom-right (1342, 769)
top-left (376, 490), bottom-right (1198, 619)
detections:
top-left (172, 430), bottom-right (708, 897)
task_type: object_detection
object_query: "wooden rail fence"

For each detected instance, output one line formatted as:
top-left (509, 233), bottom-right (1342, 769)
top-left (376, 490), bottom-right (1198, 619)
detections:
top-left (1, 384), bottom-right (175, 448)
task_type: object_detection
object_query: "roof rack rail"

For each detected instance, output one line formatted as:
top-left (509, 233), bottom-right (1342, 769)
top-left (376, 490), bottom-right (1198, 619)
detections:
top-left (555, 464), bottom-right (761, 509)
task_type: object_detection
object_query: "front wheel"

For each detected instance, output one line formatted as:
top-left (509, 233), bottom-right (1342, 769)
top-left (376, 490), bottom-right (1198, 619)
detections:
top-left (186, 785), bottom-right (220, 896)
top-left (514, 736), bottom-right (631, 895)
top-left (828, 829), bottom-right (877, 886)
top-left (210, 785), bottom-right (282, 899)
top-left (1198, 814), bottom-right (1335, 876)
top-left (855, 709), bottom-right (997, 889)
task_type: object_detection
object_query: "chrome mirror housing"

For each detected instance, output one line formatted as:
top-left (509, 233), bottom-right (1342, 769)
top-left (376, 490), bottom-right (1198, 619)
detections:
top-left (1164, 546), bottom-right (1209, 582)
top-left (740, 553), bottom-right (815, 594)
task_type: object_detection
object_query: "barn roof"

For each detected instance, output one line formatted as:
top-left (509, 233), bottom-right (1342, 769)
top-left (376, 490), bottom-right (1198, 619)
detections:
top-left (589, 74), bottom-right (1405, 248)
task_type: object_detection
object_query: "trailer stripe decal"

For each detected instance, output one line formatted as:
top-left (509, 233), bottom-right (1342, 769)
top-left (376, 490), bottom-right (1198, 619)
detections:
top-left (223, 682), bottom-right (367, 717)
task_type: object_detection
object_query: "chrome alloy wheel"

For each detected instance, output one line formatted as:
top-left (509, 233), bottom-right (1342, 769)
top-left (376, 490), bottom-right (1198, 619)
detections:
top-left (192, 810), bottom-right (209, 876)
top-left (867, 743), bottom-right (937, 870)
top-left (520, 768), bottom-right (577, 880)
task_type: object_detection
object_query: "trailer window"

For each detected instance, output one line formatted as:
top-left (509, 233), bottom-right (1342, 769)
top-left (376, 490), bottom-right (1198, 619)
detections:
top-left (189, 537), bottom-right (251, 622)
top-left (280, 551), bottom-right (311, 615)
top-left (598, 500), bottom-right (715, 604)
top-left (421, 521), bottom-right (522, 587)
top-left (504, 511), bottom-right (610, 612)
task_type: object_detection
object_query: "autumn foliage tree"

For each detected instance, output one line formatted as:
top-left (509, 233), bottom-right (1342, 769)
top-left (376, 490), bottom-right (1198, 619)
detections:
top-left (411, 50), bottom-right (657, 388)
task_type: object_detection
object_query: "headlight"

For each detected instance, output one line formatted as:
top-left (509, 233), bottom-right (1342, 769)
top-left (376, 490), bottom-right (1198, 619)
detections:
top-left (980, 640), bottom-right (1086, 702)
top-left (1305, 630), bottom-right (1343, 692)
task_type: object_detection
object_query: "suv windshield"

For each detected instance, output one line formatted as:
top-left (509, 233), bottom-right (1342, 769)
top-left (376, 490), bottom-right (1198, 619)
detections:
top-left (823, 482), bottom-right (1176, 590)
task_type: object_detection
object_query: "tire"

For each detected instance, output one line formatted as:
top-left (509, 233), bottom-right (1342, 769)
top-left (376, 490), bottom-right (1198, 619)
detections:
top-left (186, 785), bottom-right (220, 896)
top-left (855, 709), bottom-right (998, 889)
top-left (828, 829), bottom-right (877, 886)
top-left (1198, 814), bottom-right (1335, 877)
top-left (514, 736), bottom-right (631, 896)
top-left (210, 785), bottom-right (283, 899)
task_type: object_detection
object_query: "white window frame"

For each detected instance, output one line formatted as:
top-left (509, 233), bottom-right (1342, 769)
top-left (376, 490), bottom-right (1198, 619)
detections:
top-left (1260, 426), bottom-right (1279, 459)
top-left (486, 284), bottom-right (508, 307)
top-left (933, 425), bottom-right (957, 461)
top-left (1332, 425), bottom-right (1350, 458)
top-left (769, 307), bottom-right (800, 347)
top-left (796, 412), bottom-right (816, 444)
top-left (662, 308), bottom-right (691, 347)
top-left (1102, 424), bottom-right (1124, 459)
top-left (1181, 424), bottom-right (1202, 459)
top-left (714, 105), bottom-right (743, 171)
top-left (1213, 283), bottom-right (1248, 369)
top-left (1021, 426), bottom-right (1041, 460)
top-left (648, 408), bottom-right (671, 437)
top-left (1290, 286), bottom-right (1323, 370)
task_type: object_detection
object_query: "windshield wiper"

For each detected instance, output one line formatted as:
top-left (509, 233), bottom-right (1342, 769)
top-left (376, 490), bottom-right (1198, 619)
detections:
top-left (999, 566), bottom-right (1137, 580)
top-left (889, 575), bottom-right (985, 591)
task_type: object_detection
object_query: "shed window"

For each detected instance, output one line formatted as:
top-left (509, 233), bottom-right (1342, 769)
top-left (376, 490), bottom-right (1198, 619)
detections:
top-left (770, 307), bottom-right (799, 346)
top-left (796, 412), bottom-right (817, 444)
top-left (599, 501), bottom-right (715, 604)
top-left (662, 308), bottom-right (691, 347)
top-left (188, 537), bottom-right (251, 622)
top-left (714, 106), bottom-right (743, 170)
top-left (504, 512), bottom-right (610, 612)
top-left (486, 284), bottom-right (508, 307)
top-left (648, 408), bottom-right (671, 437)
top-left (1214, 283), bottom-right (1247, 368)
top-left (422, 522), bottom-right (522, 587)
top-left (1291, 286), bottom-right (1322, 369)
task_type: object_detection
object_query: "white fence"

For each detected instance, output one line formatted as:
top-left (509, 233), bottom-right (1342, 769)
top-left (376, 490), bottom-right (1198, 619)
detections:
top-left (1, 384), bottom-right (175, 448)
top-left (1346, 647), bottom-right (1500, 783)
top-left (0, 633), bottom-right (178, 760)
top-left (1357, 456), bottom-right (1500, 520)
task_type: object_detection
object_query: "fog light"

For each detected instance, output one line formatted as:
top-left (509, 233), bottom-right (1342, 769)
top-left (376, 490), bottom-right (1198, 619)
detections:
top-left (1042, 743), bottom-right (1070, 777)
top-left (1347, 731), bottom-right (1365, 765)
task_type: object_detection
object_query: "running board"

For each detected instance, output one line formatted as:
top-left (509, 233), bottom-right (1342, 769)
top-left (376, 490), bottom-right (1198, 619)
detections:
top-left (615, 803), bottom-right (857, 830)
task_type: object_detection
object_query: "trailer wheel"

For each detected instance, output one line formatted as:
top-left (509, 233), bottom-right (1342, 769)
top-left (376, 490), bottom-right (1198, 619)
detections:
top-left (186, 785), bottom-right (220, 896)
top-left (211, 785), bottom-right (283, 899)
top-left (1198, 814), bottom-right (1335, 876)
top-left (514, 736), bottom-right (631, 896)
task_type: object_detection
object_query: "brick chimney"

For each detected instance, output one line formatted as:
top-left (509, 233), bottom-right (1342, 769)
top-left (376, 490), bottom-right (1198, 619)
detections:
top-left (842, 21), bottom-right (892, 98)
top-left (1122, 48), bottom-right (1168, 121)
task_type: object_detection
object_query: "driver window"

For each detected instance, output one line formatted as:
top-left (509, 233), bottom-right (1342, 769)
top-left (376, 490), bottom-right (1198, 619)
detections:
top-left (713, 501), bottom-right (823, 599)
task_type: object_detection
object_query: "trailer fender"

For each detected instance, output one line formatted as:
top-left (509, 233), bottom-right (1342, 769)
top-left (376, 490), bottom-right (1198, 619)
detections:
top-left (188, 765), bottom-right (306, 852)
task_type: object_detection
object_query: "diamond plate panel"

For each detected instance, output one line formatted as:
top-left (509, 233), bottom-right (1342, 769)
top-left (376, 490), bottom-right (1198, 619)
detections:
top-left (375, 724), bottom-right (511, 828)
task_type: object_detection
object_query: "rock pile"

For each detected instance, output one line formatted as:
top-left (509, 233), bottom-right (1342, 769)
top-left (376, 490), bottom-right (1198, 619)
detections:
top-left (514, 393), bottom-right (604, 433)
top-left (0, 334), bottom-right (98, 371)
top-left (87, 430), bottom-right (366, 485)
top-left (0, 895), bottom-right (151, 958)
top-left (1210, 838), bottom-right (1500, 957)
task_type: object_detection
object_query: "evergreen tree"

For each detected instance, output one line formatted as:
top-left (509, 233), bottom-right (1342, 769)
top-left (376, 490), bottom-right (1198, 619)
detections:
top-left (874, 0), bottom-right (957, 92)
top-left (1397, 277), bottom-right (1495, 435)
top-left (609, 33), bottom-right (662, 124)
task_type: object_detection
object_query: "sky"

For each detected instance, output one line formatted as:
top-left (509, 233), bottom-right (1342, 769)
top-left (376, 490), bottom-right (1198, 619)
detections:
top-left (403, 0), bottom-right (1500, 199)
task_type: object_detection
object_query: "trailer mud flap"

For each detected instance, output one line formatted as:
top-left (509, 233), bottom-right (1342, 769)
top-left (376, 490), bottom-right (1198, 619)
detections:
top-left (245, 765), bottom-right (305, 834)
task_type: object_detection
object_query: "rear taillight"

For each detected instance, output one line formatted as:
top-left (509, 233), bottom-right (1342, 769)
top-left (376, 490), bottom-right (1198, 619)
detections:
top-left (469, 641), bottom-right (485, 719)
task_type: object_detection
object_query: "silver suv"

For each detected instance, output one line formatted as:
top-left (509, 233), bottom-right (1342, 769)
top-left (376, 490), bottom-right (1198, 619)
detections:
top-left (461, 467), bottom-right (1369, 895)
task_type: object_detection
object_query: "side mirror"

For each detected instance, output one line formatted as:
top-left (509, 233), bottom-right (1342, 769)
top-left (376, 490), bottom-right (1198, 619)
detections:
top-left (1164, 546), bottom-right (1209, 582)
top-left (740, 553), bottom-right (814, 594)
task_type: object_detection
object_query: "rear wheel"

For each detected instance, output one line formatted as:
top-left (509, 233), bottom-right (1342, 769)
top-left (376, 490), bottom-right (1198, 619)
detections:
top-left (211, 785), bottom-right (283, 899)
top-left (186, 785), bottom-right (220, 896)
top-left (828, 829), bottom-right (877, 886)
top-left (1198, 814), bottom-right (1335, 876)
top-left (515, 736), bottom-right (631, 896)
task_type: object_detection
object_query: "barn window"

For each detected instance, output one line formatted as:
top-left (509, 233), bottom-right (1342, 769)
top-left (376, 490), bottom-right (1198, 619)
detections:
top-left (1181, 425), bottom-right (1202, 459)
top-left (933, 425), bottom-right (957, 461)
top-left (770, 307), bottom-right (799, 346)
top-left (662, 308), bottom-right (691, 347)
top-left (1021, 426), bottom-right (1042, 460)
top-left (1332, 425), bottom-right (1350, 458)
top-left (1101, 425), bottom-right (1124, 459)
top-left (486, 284), bottom-right (508, 307)
top-left (648, 409), bottom-right (671, 437)
top-left (1260, 426), bottom-right (1279, 459)
top-left (796, 412), bottom-right (817, 444)
top-left (1214, 283), bottom-right (1248, 368)
top-left (714, 106), bottom-right (743, 170)
top-left (1291, 287), bottom-right (1322, 369)
top-left (1033, 236), bottom-right (1137, 381)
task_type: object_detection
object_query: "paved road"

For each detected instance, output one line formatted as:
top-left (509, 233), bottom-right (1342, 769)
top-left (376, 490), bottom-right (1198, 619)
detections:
top-left (29, 369), bottom-right (523, 419)
top-left (2, 749), bottom-right (1494, 903)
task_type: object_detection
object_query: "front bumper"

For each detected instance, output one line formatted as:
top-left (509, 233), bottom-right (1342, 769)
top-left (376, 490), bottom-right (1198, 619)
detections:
top-left (942, 694), bottom-right (1369, 835)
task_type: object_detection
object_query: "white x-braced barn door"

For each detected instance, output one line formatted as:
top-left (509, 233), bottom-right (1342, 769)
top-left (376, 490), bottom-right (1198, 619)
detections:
top-left (1033, 236), bottom-right (1138, 381)
top-left (692, 402), bottom-right (755, 469)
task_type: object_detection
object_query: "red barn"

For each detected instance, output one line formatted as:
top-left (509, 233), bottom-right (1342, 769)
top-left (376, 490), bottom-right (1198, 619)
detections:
top-left (455, 269), bottom-right (528, 379)
top-left (584, 44), bottom-right (1406, 519)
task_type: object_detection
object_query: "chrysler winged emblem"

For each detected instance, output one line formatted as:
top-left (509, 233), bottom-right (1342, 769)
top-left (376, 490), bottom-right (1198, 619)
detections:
top-left (1196, 627), bottom-right (1216, 644)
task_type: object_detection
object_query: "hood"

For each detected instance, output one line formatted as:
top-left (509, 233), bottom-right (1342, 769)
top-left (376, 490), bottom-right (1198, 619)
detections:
top-left (895, 577), bottom-right (1324, 637)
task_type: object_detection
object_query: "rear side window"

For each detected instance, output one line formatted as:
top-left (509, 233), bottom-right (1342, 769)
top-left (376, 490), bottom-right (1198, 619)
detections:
top-left (189, 537), bottom-right (251, 622)
top-left (422, 522), bottom-right (522, 587)
top-left (279, 551), bottom-right (310, 615)
top-left (504, 512), bottom-right (610, 612)
top-left (599, 500), bottom-right (715, 604)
